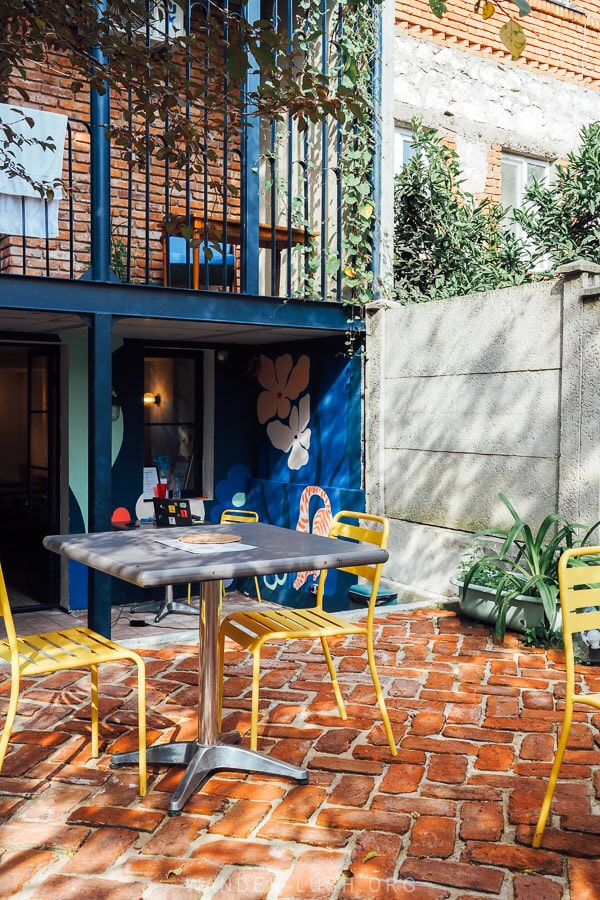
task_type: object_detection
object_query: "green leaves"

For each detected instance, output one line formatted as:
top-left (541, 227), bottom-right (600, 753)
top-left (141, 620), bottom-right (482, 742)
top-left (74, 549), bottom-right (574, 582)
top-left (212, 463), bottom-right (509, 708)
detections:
top-left (459, 492), bottom-right (600, 641)
top-left (429, 0), bottom-right (447, 18)
top-left (499, 19), bottom-right (526, 59)
top-left (511, 0), bottom-right (531, 16)
top-left (515, 122), bottom-right (600, 272)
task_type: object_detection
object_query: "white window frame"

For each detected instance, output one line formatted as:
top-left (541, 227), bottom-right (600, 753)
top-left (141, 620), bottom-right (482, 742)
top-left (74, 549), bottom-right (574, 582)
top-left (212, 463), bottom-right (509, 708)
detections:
top-left (394, 126), bottom-right (416, 174)
top-left (501, 152), bottom-right (551, 267)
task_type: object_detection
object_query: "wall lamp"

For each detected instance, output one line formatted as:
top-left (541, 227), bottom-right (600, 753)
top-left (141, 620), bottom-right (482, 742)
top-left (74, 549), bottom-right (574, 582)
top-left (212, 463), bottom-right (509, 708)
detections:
top-left (143, 392), bottom-right (161, 407)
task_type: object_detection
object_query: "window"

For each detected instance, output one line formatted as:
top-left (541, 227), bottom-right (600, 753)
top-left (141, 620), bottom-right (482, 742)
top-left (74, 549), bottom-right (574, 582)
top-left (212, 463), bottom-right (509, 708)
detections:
top-left (394, 127), bottom-right (416, 174)
top-left (501, 151), bottom-right (550, 238)
top-left (143, 350), bottom-right (214, 497)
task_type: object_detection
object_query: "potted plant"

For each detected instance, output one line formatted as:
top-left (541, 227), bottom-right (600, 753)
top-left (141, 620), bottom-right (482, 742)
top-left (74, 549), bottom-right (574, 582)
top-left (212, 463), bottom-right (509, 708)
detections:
top-left (451, 493), bottom-right (600, 642)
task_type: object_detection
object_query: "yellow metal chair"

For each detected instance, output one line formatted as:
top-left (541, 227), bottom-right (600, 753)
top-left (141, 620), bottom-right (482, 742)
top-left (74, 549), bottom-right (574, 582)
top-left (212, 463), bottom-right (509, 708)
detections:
top-left (220, 509), bottom-right (262, 602)
top-left (0, 564), bottom-right (147, 796)
top-left (533, 545), bottom-right (600, 847)
top-left (218, 510), bottom-right (397, 754)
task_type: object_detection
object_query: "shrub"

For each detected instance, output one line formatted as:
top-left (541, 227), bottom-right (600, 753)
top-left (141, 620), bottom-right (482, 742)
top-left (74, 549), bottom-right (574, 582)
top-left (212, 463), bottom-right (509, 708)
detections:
top-left (393, 120), bottom-right (531, 302)
top-left (515, 121), bottom-right (600, 272)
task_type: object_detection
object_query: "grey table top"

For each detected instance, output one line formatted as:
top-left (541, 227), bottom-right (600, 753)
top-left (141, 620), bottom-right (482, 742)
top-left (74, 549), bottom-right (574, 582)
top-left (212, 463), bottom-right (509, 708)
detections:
top-left (43, 522), bottom-right (389, 588)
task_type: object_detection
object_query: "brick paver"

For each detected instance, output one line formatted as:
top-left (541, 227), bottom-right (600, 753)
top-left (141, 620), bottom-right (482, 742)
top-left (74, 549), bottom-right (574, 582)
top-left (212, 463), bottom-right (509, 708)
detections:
top-left (0, 607), bottom-right (598, 897)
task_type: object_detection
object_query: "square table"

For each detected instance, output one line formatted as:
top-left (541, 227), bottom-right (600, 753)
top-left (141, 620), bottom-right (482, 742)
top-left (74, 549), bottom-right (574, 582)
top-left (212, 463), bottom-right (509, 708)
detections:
top-left (43, 521), bottom-right (388, 815)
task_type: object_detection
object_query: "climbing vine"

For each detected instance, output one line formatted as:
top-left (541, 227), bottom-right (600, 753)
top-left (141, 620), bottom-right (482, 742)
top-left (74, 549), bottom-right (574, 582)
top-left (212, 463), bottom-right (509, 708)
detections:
top-left (337, 0), bottom-right (380, 316)
top-left (285, 0), bottom-right (380, 317)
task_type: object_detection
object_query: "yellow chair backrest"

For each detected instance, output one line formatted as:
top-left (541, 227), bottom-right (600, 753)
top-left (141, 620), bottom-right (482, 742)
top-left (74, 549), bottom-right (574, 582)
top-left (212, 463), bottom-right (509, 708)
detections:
top-left (220, 509), bottom-right (260, 524)
top-left (219, 509), bottom-right (261, 601)
top-left (313, 510), bottom-right (389, 610)
top-left (558, 546), bottom-right (600, 664)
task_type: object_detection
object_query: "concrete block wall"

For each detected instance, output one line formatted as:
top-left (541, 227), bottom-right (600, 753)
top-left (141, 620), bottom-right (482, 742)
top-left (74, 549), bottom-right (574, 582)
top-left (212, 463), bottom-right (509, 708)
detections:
top-left (365, 265), bottom-right (600, 601)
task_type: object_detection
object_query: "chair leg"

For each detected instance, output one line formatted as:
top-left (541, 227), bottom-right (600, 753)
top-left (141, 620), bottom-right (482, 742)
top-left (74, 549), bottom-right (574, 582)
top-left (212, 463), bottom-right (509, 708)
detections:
top-left (135, 658), bottom-right (147, 797)
top-left (254, 577), bottom-right (262, 602)
top-left (90, 665), bottom-right (99, 758)
top-left (250, 648), bottom-right (262, 751)
top-left (218, 628), bottom-right (226, 733)
top-left (366, 639), bottom-right (397, 756)
top-left (0, 671), bottom-right (20, 772)
top-left (320, 636), bottom-right (347, 720)
top-left (533, 703), bottom-right (573, 847)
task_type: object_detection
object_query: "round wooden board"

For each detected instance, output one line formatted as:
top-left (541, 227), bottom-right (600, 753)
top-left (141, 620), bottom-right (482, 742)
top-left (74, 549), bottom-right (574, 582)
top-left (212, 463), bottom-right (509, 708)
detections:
top-left (178, 533), bottom-right (241, 545)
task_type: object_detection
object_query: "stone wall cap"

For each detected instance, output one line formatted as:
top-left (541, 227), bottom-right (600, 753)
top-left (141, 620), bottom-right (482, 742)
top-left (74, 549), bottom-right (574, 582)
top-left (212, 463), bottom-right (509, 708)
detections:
top-left (365, 297), bottom-right (401, 311)
top-left (555, 259), bottom-right (600, 278)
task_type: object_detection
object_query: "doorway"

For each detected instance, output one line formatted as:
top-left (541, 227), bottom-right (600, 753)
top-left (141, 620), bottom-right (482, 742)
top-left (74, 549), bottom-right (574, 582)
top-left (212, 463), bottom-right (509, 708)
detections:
top-left (0, 343), bottom-right (61, 611)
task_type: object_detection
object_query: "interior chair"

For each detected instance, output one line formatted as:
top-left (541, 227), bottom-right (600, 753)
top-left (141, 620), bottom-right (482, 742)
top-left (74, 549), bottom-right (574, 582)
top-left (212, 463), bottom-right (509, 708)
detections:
top-left (166, 235), bottom-right (235, 290)
top-left (533, 545), bottom-right (600, 847)
top-left (0, 563), bottom-right (147, 795)
top-left (219, 509), bottom-right (261, 602)
top-left (218, 510), bottom-right (397, 754)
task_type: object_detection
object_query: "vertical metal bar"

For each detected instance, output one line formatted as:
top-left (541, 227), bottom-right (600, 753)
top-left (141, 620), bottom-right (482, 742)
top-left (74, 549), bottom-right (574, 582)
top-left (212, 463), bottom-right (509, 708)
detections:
top-left (268, 150), bottom-right (276, 293)
top-left (319, 0), bottom-right (328, 295)
top-left (67, 123), bottom-right (75, 279)
top-left (241, 0), bottom-right (261, 295)
top-left (222, 0), bottom-right (230, 290)
top-left (285, 0), bottom-right (294, 297)
top-left (183, 0), bottom-right (192, 289)
top-left (20, 199), bottom-right (25, 274)
top-left (88, 311), bottom-right (113, 637)
top-left (44, 202), bottom-right (50, 276)
top-left (335, 1), bottom-right (343, 302)
top-left (371, 0), bottom-right (382, 289)
top-left (90, 0), bottom-right (111, 282)
top-left (126, 79), bottom-right (133, 284)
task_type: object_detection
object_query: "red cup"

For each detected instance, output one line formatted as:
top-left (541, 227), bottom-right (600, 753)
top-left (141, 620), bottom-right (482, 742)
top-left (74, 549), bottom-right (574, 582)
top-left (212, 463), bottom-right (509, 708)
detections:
top-left (154, 482), bottom-right (167, 498)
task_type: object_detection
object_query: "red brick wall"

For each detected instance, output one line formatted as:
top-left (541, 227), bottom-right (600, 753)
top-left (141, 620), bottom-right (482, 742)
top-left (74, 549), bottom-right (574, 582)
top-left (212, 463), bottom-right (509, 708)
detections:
top-left (1, 41), bottom-right (241, 283)
top-left (395, 0), bottom-right (600, 90)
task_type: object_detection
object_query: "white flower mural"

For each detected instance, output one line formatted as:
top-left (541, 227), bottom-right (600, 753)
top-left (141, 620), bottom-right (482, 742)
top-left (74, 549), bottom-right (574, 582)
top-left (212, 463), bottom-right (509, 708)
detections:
top-left (256, 354), bottom-right (309, 424)
top-left (267, 394), bottom-right (311, 470)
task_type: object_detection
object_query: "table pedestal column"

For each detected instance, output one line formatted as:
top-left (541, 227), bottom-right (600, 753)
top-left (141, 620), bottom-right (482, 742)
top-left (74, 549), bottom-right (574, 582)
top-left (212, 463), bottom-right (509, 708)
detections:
top-left (111, 579), bottom-right (308, 815)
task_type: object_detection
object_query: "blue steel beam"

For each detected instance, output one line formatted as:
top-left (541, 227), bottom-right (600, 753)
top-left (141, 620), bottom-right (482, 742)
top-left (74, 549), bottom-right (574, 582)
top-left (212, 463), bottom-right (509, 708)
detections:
top-left (90, 1), bottom-right (112, 283)
top-left (241, 0), bottom-right (261, 295)
top-left (88, 311), bottom-right (113, 636)
top-left (0, 276), bottom-right (358, 335)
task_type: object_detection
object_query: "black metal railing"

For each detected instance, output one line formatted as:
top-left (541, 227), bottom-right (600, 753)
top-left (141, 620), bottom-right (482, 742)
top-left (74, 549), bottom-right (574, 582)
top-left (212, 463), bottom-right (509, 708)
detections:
top-left (0, 0), bottom-right (358, 304)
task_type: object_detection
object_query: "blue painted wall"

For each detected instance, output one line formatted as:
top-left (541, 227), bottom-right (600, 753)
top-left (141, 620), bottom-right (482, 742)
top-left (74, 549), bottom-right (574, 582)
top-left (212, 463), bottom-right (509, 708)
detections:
top-left (205, 346), bottom-right (364, 611)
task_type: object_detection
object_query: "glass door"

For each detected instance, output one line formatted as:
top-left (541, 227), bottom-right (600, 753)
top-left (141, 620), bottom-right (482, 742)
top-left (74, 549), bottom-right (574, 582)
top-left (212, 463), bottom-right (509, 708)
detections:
top-left (0, 345), bottom-right (60, 610)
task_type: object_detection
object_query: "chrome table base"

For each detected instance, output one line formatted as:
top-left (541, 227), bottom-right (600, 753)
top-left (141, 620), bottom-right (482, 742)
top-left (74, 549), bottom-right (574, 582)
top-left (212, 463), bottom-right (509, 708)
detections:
top-left (113, 579), bottom-right (308, 814)
top-left (111, 734), bottom-right (308, 815)
top-left (130, 584), bottom-right (200, 623)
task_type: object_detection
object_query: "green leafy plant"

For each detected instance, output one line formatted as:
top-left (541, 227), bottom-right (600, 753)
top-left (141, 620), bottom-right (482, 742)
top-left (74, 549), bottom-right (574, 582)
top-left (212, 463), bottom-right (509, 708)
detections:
top-left (111, 235), bottom-right (129, 284)
top-left (514, 122), bottom-right (600, 273)
top-left (459, 493), bottom-right (600, 641)
top-left (521, 622), bottom-right (563, 650)
top-left (393, 120), bottom-right (531, 303)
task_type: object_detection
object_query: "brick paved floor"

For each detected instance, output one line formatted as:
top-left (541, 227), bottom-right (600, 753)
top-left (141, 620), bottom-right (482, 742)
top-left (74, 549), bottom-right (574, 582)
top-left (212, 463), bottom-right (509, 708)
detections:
top-left (1, 606), bottom-right (599, 899)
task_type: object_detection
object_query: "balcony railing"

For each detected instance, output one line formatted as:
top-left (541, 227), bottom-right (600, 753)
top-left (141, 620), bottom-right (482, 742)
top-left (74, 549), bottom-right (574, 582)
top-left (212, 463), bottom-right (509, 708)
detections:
top-left (0, 1), bottom-right (364, 305)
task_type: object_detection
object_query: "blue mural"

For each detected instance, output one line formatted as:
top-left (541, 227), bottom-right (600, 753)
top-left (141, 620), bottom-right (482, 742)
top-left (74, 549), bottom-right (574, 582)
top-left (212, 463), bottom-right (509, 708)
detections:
top-left (213, 348), bottom-right (365, 612)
